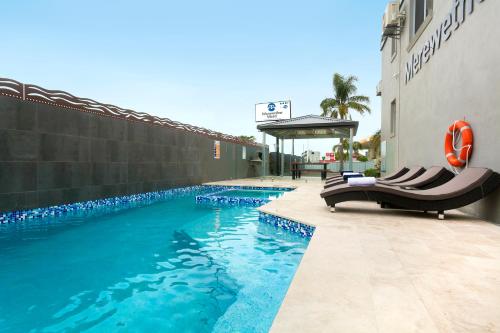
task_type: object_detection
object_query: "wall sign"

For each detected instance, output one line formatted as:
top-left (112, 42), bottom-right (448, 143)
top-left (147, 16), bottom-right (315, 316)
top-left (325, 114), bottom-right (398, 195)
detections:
top-left (325, 152), bottom-right (335, 161)
top-left (214, 141), bottom-right (221, 159)
top-left (255, 101), bottom-right (291, 122)
top-left (405, 0), bottom-right (485, 84)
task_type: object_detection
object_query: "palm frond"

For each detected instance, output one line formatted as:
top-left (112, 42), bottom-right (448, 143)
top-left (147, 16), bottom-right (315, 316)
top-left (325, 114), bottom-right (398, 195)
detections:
top-left (332, 73), bottom-right (344, 93)
top-left (320, 98), bottom-right (339, 117)
top-left (333, 74), bottom-right (348, 102)
top-left (349, 95), bottom-right (370, 104)
top-left (347, 101), bottom-right (371, 115)
top-left (344, 75), bottom-right (358, 95)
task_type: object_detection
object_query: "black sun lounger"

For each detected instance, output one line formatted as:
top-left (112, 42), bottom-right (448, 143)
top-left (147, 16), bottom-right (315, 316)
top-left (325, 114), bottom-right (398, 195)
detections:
top-left (320, 167), bottom-right (500, 219)
top-left (325, 166), bottom-right (411, 186)
top-left (325, 172), bottom-right (363, 184)
top-left (326, 171), bottom-right (351, 182)
top-left (377, 166), bottom-right (426, 185)
top-left (396, 166), bottom-right (455, 189)
top-left (324, 167), bottom-right (424, 190)
top-left (378, 166), bottom-right (409, 181)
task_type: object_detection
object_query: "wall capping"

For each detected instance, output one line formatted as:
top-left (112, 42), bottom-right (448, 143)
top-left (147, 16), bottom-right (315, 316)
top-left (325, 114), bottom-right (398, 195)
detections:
top-left (0, 77), bottom-right (260, 147)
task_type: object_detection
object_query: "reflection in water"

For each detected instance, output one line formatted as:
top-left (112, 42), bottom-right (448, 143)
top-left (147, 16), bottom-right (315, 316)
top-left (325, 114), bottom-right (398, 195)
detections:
top-left (38, 230), bottom-right (240, 332)
top-left (0, 189), bottom-right (308, 333)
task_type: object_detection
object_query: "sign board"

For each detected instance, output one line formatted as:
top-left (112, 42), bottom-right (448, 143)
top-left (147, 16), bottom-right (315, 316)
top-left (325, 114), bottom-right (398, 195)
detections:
top-left (404, 0), bottom-right (485, 84)
top-left (213, 141), bottom-right (221, 159)
top-left (325, 152), bottom-right (336, 162)
top-left (255, 100), bottom-right (291, 122)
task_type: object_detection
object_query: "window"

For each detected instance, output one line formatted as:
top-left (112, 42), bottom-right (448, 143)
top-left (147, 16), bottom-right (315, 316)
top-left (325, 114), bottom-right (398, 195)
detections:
top-left (413, 0), bottom-right (433, 35)
top-left (390, 100), bottom-right (397, 137)
top-left (242, 146), bottom-right (246, 160)
top-left (391, 37), bottom-right (397, 59)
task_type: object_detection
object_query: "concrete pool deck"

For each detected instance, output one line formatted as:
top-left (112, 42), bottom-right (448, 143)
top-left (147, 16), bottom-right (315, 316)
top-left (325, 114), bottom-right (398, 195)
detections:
top-left (205, 177), bottom-right (500, 333)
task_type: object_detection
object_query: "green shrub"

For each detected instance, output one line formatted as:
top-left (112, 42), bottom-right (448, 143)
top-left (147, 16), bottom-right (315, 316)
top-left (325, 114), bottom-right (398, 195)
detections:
top-left (356, 155), bottom-right (368, 162)
top-left (364, 168), bottom-right (380, 177)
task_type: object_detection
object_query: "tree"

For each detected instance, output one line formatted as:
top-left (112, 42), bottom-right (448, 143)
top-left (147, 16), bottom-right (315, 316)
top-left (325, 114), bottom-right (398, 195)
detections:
top-left (332, 140), bottom-right (362, 161)
top-left (370, 130), bottom-right (381, 159)
top-left (320, 73), bottom-right (371, 170)
top-left (357, 155), bottom-right (368, 162)
top-left (237, 135), bottom-right (256, 143)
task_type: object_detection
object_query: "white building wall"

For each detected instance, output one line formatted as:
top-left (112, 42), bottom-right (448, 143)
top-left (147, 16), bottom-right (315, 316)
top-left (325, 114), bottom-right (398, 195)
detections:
top-left (380, 36), bottom-right (401, 173)
top-left (380, 0), bottom-right (500, 222)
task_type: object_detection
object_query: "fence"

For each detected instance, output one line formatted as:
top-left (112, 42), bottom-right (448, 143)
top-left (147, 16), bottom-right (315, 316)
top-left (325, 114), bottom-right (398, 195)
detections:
top-left (327, 161), bottom-right (377, 173)
top-left (280, 160), bottom-right (377, 176)
top-left (297, 161), bottom-right (376, 173)
top-left (0, 77), bottom-right (258, 146)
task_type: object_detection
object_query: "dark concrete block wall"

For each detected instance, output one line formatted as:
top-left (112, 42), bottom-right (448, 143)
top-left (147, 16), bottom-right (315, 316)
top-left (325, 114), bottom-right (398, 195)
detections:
top-left (269, 152), bottom-right (302, 176)
top-left (0, 96), bottom-right (266, 212)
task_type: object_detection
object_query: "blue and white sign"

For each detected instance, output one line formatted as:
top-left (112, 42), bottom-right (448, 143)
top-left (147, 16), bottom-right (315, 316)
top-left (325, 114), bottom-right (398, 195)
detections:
top-left (255, 100), bottom-right (291, 122)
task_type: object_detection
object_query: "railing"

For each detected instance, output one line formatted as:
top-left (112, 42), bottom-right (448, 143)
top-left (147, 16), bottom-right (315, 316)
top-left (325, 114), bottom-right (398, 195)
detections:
top-left (286, 161), bottom-right (377, 175)
top-left (0, 77), bottom-right (259, 146)
top-left (327, 161), bottom-right (377, 172)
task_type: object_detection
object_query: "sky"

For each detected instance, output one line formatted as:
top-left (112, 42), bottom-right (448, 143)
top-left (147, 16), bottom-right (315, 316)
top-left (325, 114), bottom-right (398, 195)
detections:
top-left (1, 0), bottom-right (388, 155)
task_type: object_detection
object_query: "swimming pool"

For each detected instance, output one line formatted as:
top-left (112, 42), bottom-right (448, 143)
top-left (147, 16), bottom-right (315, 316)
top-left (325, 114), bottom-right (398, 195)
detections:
top-left (0, 186), bottom-right (310, 333)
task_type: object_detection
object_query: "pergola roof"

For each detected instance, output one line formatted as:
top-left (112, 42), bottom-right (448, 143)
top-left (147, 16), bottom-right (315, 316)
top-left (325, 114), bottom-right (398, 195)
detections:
top-left (257, 115), bottom-right (358, 139)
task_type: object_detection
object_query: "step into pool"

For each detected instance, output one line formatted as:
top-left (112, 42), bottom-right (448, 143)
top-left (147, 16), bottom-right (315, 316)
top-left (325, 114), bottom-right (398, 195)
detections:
top-left (0, 186), bottom-right (310, 333)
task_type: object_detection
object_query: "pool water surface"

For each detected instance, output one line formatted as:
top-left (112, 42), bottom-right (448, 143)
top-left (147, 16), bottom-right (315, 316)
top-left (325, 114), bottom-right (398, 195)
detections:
top-left (0, 187), bottom-right (309, 333)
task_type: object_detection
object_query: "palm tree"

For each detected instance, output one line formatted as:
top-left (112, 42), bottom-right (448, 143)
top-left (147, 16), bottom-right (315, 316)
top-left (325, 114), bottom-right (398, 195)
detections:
top-left (320, 73), bottom-right (371, 170)
top-left (320, 74), bottom-right (371, 119)
top-left (332, 140), bottom-right (362, 160)
top-left (237, 135), bottom-right (256, 143)
top-left (370, 130), bottom-right (381, 159)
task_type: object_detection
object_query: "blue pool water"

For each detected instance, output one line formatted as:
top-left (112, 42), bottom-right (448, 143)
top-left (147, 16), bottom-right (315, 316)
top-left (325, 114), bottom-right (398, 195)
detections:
top-left (0, 187), bottom-right (309, 333)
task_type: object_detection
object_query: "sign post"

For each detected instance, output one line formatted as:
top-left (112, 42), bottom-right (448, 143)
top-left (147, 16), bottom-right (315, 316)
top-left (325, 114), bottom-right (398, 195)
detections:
top-left (280, 138), bottom-right (285, 177)
top-left (255, 100), bottom-right (292, 178)
top-left (262, 132), bottom-right (266, 179)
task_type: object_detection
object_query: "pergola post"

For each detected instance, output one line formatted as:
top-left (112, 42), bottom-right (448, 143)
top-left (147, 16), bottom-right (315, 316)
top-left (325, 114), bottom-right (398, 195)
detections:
top-left (275, 137), bottom-right (280, 176)
top-left (280, 138), bottom-right (285, 177)
top-left (349, 127), bottom-right (354, 171)
top-left (261, 132), bottom-right (266, 179)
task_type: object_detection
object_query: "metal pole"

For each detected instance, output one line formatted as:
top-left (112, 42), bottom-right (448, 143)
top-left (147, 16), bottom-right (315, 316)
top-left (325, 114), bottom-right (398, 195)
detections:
top-left (280, 138), bottom-right (285, 177)
top-left (261, 132), bottom-right (266, 179)
top-left (349, 128), bottom-right (354, 171)
top-left (276, 137), bottom-right (280, 176)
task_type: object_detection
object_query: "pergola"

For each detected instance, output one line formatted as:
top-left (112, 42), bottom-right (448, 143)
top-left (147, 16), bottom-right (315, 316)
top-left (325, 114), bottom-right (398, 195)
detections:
top-left (257, 115), bottom-right (359, 177)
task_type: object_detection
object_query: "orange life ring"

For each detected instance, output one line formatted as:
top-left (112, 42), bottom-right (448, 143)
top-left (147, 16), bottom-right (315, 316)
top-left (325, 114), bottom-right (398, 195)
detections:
top-left (444, 120), bottom-right (473, 167)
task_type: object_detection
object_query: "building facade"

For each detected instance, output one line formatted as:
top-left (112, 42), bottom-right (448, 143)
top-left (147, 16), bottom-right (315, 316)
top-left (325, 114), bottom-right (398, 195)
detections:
top-left (302, 150), bottom-right (321, 163)
top-left (379, 0), bottom-right (500, 222)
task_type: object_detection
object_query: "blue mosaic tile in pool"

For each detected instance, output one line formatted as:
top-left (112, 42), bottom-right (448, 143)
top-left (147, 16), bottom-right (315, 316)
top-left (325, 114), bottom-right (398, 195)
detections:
top-left (195, 186), bottom-right (314, 238)
top-left (0, 186), bottom-right (215, 224)
top-left (0, 184), bottom-right (312, 239)
top-left (195, 185), bottom-right (294, 208)
top-left (196, 195), bottom-right (269, 207)
top-left (202, 185), bottom-right (295, 192)
top-left (259, 212), bottom-right (315, 238)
